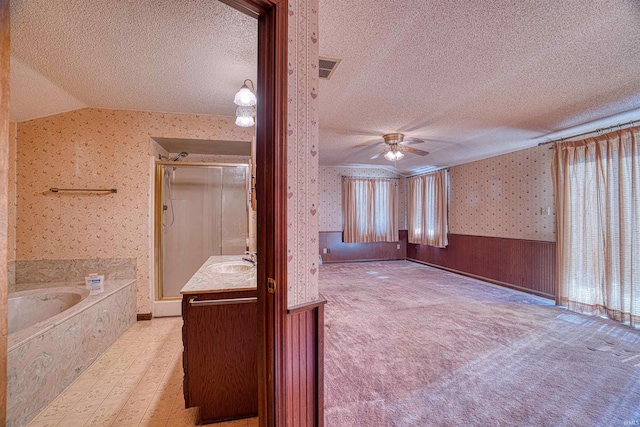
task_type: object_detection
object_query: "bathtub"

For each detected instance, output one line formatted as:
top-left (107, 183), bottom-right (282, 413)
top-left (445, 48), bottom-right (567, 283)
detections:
top-left (8, 287), bottom-right (89, 339)
top-left (7, 280), bottom-right (137, 427)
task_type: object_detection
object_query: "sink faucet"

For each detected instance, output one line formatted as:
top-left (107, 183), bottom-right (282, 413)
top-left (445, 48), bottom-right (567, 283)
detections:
top-left (243, 251), bottom-right (257, 267)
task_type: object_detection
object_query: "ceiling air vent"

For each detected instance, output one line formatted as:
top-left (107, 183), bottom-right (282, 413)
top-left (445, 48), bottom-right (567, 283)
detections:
top-left (319, 57), bottom-right (341, 80)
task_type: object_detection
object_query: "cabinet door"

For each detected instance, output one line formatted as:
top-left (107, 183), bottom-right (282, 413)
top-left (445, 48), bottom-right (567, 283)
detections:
top-left (182, 291), bottom-right (258, 423)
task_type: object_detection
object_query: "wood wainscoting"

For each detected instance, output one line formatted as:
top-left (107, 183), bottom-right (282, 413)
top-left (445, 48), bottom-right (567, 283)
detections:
top-left (319, 231), bottom-right (407, 263)
top-left (285, 297), bottom-right (327, 427)
top-left (407, 234), bottom-right (556, 298)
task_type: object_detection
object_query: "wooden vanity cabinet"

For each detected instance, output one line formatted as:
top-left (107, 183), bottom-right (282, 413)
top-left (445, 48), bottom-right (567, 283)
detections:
top-left (182, 289), bottom-right (258, 424)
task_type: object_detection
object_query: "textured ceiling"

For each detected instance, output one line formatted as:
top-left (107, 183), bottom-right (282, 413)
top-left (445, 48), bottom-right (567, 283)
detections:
top-left (318, 0), bottom-right (640, 174)
top-left (10, 0), bottom-right (257, 122)
top-left (9, 1), bottom-right (640, 172)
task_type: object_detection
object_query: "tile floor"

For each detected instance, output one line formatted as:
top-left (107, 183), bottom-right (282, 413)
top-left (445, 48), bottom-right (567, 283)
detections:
top-left (28, 317), bottom-right (259, 427)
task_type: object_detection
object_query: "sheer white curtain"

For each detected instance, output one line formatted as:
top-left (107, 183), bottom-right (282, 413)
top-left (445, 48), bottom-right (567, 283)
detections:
top-left (407, 170), bottom-right (448, 248)
top-left (552, 125), bottom-right (640, 328)
top-left (342, 177), bottom-right (398, 243)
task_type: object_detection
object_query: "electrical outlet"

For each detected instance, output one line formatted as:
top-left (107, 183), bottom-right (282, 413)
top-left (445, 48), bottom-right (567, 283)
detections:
top-left (396, 244), bottom-right (401, 250)
top-left (322, 248), bottom-right (327, 254)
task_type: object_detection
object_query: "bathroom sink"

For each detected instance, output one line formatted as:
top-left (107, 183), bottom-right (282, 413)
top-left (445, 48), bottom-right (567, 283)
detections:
top-left (213, 262), bottom-right (254, 274)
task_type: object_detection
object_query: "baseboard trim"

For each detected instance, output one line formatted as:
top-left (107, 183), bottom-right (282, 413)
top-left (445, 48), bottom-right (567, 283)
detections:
top-left (407, 258), bottom-right (555, 300)
top-left (322, 258), bottom-right (401, 264)
top-left (137, 313), bottom-right (152, 321)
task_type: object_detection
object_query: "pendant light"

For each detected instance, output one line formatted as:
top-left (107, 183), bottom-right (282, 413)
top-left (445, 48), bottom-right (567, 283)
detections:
top-left (234, 79), bottom-right (256, 127)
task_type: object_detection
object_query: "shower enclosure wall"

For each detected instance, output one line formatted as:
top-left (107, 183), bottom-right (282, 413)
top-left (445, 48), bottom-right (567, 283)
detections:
top-left (155, 163), bottom-right (249, 300)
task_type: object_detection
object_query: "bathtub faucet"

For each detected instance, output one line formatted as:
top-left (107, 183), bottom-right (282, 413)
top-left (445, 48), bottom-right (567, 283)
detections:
top-left (243, 251), bottom-right (257, 267)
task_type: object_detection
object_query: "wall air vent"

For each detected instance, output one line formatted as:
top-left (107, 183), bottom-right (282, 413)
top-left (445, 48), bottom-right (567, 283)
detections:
top-left (319, 56), bottom-right (341, 80)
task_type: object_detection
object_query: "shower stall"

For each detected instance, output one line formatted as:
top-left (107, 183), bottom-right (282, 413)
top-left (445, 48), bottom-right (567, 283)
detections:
top-left (154, 162), bottom-right (250, 303)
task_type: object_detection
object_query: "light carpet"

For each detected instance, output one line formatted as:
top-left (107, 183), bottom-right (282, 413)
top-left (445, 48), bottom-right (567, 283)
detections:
top-left (321, 261), bottom-right (640, 426)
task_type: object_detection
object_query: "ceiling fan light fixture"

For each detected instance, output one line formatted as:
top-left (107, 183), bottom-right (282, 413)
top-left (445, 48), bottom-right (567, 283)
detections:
top-left (383, 133), bottom-right (404, 144)
top-left (384, 150), bottom-right (404, 161)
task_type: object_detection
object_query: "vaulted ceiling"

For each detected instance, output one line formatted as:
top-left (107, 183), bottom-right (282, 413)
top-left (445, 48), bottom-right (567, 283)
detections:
top-left (10, 0), bottom-right (640, 173)
top-left (10, 0), bottom-right (257, 120)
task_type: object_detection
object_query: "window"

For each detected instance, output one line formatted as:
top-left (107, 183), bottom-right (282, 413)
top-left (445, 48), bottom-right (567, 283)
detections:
top-left (552, 126), bottom-right (640, 328)
top-left (342, 177), bottom-right (398, 243)
top-left (408, 170), bottom-right (448, 248)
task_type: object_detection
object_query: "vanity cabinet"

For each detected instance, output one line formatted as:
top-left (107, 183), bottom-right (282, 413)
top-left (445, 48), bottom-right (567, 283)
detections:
top-left (182, 289), bottom-right (258, 424)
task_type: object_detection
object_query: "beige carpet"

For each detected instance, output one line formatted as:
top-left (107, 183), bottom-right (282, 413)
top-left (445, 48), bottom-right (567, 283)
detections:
top-left (320, 261), bottom-right (640, 426)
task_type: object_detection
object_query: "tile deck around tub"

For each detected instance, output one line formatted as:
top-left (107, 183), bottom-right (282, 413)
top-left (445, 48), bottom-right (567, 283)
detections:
top-left (27, 317), bottom-right (259, 427)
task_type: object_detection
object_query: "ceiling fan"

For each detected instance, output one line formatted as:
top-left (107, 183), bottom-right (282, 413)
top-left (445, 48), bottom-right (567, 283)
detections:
top-left (370, 133), bottom-right (430, 161)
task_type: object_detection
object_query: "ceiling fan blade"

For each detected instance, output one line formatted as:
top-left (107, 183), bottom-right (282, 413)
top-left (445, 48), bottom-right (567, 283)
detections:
top-left (400, 138), bottom-right (425, 146)
top-left (322, 127), bottom-right (383, 137)
top-left (402, 146), bottom-right (430, 156)
top-left (353, 139), bottom-right (384, 149)
top-left (371, 148), bottom-right (390, 160)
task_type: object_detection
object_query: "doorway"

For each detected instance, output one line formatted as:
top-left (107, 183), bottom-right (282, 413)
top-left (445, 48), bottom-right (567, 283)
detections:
top-left (0, 0), bottom-right (290, 426)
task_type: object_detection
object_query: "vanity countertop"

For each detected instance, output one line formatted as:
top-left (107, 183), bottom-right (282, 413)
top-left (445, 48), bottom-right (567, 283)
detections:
top-left (180, 255), bottom-right (257, 295)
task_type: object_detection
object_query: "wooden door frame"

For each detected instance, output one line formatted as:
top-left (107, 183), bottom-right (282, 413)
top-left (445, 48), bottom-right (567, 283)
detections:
top-left (217, 1), bottom-right (288, 426)
top-left (0, 0), bottom-right (9, 423)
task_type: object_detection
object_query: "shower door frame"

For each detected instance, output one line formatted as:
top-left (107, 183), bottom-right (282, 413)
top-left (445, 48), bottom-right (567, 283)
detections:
top-left (153, 161), bottom-right (251, 301)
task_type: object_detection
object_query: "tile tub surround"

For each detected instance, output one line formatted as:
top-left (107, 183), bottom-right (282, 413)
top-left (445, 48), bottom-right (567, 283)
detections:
top-left (7, 279), bottom-right (136, 427)
top-left (180, 255), bottom-right (257, 295)
top-left (8, 259), bottom-right (15, 291)
top-left (15, 258), bottom-right (136, 284)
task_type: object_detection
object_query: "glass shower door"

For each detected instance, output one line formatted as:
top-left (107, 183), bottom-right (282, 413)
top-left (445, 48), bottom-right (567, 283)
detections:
top-left (160, 165), bottom-right (248, 299)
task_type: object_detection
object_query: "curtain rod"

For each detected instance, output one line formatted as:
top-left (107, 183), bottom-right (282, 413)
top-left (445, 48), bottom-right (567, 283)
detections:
top-left (406, 167), bottom-right (449, 179)
top-left (342, 176), bottom-right (401, 180)
top-left (538, 119), bottom-right (638, 147)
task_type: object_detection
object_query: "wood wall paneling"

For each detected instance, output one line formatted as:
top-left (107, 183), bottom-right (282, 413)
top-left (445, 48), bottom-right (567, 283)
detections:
top-left (319, 230), bottom-right (407, 263)
top-left (285, 298), bottom-right (326, 427)
top-left (407, 234), bottom-right (556, 298)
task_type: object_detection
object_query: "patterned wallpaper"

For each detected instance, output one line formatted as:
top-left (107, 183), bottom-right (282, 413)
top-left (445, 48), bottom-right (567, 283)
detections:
top-left (449, 145), bottom-right (556, 242)
top-left (8, 120), bottom-right (16, 262)
top-left (319, 166), bottom-right (407, 232)
top-left (16, 108), bottom-right (254, 313)
top-left (287, 0), bottom-right (320, 308)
